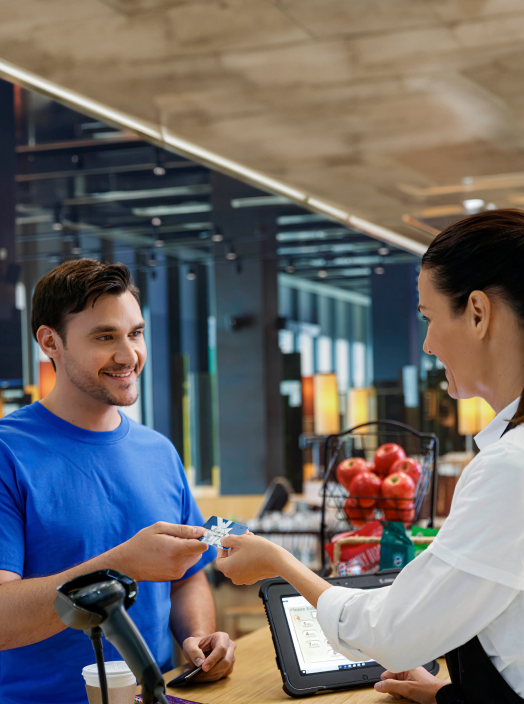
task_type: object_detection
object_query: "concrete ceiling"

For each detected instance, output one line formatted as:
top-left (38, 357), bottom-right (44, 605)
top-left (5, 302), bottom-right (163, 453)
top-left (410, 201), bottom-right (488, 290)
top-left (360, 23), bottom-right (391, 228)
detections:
top-left (3, 0), bottom-right (524, 248)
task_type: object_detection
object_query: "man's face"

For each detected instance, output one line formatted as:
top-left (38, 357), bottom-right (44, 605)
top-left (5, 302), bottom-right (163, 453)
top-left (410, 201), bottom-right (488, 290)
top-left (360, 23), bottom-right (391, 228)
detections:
top-left (59, 291), bottom-right (146, 407)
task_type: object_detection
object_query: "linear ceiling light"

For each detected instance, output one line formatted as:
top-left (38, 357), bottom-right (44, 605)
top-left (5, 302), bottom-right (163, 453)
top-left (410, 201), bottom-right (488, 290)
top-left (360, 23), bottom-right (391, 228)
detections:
top-left (231, 196), bottom-right (291, 208)
top-left (132, 203), bottom-right (212, 217)
top-left (306, 198), bottom-right (349, 221)
top-left (161, 127), bottom-right (307, 202)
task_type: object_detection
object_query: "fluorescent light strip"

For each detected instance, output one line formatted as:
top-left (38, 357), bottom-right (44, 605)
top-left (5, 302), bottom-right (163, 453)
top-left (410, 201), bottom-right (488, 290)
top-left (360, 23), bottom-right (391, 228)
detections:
top-left (161, 127), bottom-right (306, 201)
top-left (348, 216), bottom-right (427, 256)
top-left (278, 273), bottom-right (370, 307)
top-left (306, 197), bottom-right (349, 221)
top-left (0, 59), bottom-right (162, 141)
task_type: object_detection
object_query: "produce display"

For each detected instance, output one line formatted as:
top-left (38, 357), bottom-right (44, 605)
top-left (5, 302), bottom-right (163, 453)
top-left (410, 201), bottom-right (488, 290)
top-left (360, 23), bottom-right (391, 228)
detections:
top-left (336, 442), bottom-right (422, 527)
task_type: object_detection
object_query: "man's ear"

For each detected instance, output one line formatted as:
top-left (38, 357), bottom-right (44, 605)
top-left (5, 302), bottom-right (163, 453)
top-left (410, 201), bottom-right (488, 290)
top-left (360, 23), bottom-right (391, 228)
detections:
top-left (36, 326), bottom-right (62, 364)
top-left (468, 290), bottom-right (491, 340)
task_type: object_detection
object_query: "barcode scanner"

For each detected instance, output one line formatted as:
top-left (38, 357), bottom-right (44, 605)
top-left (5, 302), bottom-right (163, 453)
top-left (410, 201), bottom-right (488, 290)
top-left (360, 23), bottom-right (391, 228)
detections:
top-left (55, 569), bottom-right (168, 704)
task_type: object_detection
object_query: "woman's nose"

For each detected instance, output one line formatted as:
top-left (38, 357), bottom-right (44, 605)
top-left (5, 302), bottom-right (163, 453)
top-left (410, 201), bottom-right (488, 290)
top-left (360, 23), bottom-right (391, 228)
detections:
top-left (423, 336), bottom-right (431, 356)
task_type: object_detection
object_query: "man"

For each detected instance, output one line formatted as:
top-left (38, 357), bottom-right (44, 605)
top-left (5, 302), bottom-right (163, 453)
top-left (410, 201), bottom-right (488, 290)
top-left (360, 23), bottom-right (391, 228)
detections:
top-left (0, 259), bottom-right (235, 704)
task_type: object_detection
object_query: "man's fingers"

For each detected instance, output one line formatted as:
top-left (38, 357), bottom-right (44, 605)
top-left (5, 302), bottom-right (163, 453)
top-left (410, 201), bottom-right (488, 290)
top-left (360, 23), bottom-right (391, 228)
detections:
top-left (375, 678), bottom-right (411, 699)
top-left (202, 636), bottom-right (229, 671)
top-left (156, 522), bottom-right (205, 539)
top-left (184, 640), bottom-right (206, 668)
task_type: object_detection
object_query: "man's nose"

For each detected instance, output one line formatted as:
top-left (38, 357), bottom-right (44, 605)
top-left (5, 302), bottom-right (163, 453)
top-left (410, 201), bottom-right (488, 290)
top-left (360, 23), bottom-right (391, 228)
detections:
top-left (113, 337), bottom-right (138, 366)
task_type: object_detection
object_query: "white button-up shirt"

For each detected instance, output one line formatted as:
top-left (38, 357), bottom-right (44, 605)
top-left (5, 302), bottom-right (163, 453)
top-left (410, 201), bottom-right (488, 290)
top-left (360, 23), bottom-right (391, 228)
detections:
top-left (317, 398), bottom-right (524, 695)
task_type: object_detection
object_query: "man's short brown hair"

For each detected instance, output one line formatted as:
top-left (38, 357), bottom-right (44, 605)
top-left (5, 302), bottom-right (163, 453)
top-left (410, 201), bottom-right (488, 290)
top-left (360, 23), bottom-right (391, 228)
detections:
top-left (31, 258), bottom-right (140, 343)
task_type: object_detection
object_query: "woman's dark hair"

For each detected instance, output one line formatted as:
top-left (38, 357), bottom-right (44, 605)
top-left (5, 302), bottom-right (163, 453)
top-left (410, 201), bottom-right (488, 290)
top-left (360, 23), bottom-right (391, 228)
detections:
top-left (32, 259), bottom-right (140, 369)
top-left (422, 208), bottom-right (524, 424)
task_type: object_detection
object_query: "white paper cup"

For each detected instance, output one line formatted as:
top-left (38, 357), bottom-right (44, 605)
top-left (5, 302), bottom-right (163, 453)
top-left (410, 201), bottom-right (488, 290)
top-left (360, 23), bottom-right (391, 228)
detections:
top-left (82, 661), bottom-right (137, 704)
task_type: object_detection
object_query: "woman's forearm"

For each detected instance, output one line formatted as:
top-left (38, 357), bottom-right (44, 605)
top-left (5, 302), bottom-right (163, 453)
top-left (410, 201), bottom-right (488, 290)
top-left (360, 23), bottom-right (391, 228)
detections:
top-left (274, 547), bottom-right (332, 607)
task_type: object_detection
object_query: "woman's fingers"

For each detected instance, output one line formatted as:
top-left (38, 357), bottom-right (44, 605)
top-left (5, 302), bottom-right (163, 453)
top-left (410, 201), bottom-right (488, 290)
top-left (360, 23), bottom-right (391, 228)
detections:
top-left (375, 679), bottom-right (412, 700)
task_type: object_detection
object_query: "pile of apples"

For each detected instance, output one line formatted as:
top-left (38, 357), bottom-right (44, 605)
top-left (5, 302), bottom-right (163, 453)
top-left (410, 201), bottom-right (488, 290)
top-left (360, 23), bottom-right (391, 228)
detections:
top-left (336, 443), bottom-right (422, 526)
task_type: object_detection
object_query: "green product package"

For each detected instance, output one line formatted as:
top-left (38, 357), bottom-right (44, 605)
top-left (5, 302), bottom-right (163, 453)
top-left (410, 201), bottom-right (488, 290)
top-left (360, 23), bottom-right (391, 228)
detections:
top-left (379, 521), bottom-right (415, 571)
top-left (411, 526), bottom-right (439, 558)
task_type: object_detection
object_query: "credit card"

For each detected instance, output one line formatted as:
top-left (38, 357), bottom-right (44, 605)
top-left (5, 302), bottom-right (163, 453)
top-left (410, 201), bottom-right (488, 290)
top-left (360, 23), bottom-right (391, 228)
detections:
top-left (199, 516), bottom-right (248, 550)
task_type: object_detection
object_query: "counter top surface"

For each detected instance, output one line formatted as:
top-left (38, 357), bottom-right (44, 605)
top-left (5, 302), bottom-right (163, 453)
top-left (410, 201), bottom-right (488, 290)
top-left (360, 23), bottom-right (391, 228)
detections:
top-left (143, 627), bottom-right (449, 704)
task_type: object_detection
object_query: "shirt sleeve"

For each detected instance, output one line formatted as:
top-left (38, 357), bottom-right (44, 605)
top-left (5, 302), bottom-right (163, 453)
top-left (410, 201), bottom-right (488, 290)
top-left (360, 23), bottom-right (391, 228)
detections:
top-left (0, 440), bottom-right (25, 576)
top-left (173, 450), bottom-right (217, 581)
top-left (316, 550), bottom-right (518, 673)
top-left (429, 444), bottom-right (524, 590)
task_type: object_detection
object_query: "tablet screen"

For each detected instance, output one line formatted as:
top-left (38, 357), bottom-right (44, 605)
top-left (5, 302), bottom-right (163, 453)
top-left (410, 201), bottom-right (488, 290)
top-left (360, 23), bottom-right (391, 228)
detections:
top-left (282, 595), bottom-right (376, 675)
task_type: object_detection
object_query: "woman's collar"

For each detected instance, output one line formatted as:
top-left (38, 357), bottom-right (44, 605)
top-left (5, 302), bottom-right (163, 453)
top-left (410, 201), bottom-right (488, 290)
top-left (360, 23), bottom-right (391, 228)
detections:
top-left (474, 397), bottom-right (521, 451)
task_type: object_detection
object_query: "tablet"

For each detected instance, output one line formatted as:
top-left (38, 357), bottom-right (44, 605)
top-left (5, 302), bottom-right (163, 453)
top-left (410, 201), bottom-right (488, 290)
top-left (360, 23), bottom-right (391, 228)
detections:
top-left (259, 570), bottom-right (439, 697)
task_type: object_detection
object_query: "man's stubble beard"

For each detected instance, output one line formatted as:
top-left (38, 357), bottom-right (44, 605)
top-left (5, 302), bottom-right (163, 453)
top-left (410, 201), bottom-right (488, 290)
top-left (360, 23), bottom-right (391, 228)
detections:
top-left (63, 354), bottom-right (141, 407)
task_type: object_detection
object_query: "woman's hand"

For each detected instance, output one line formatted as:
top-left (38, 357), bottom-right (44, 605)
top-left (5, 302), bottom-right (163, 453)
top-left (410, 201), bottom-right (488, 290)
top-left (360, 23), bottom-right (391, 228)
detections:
top-left (375, 667), bottom-right (450, 703)
top-left (215, 534), bottom-right (284, 584)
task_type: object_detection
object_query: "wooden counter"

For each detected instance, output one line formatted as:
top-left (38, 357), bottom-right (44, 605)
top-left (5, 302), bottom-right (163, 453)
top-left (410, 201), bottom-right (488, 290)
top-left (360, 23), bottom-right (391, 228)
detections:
top-left (145, 627), bottom-right (449, 704)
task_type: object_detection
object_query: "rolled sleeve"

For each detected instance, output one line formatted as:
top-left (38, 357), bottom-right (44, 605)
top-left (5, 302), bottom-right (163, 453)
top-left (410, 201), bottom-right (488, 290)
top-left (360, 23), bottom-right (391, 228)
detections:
top-left (317, 586), bottom-right (368, 661)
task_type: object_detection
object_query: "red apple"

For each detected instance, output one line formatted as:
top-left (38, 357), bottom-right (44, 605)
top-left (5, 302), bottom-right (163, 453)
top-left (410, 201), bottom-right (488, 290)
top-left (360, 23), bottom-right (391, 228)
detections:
top-left (384, 503), bottom-right (415, 524)
top-left (344, 497), bottom-right (375, 526)
top-left (374, 443), bottom-right (406, 477)
top-left (336, 457), bottom-right (369, 491)
top-left (366, 461), bottom-right (376, 472)
top-left (349, 471), bottom-right (382, 508)
top-left (389, 457), bottom-right (422, 487)
top-left (381, 472), bottom-right (415, 508)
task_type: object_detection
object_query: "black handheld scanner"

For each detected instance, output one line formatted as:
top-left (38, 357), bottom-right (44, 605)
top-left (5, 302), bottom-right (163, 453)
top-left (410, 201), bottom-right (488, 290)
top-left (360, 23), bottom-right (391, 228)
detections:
top-left (55, 570), bottom-right (167, 704)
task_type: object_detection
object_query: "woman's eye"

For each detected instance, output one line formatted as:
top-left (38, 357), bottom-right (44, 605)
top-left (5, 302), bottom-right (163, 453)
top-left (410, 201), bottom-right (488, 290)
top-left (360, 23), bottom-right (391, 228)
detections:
top-left (421, 315), bottom-right (429, 324)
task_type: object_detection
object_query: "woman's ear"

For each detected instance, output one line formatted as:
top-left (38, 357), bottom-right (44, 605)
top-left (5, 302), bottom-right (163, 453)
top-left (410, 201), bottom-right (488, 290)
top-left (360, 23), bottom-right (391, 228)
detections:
top-left (468, 290), bottom-right (491, 340)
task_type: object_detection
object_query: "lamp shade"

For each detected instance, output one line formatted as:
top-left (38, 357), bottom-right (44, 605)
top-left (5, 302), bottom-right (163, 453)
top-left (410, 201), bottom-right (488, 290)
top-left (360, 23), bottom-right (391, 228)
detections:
top-left (301, 376), bottom-right (314, 418)
top-left (347, 387), bottom-right (375, 430)
top-left (458, 397), bottom-right (496, 436)
top-left (314, 373), bottom-right (340, 436)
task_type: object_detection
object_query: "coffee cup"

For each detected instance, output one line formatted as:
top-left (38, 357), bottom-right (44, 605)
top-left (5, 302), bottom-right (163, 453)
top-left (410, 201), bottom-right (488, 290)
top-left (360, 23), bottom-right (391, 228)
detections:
top-left (82, 660), bottom-right (137, 704)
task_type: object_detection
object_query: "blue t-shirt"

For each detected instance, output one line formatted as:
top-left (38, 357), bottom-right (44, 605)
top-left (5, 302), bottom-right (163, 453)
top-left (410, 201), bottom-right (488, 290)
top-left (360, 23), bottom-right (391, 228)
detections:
top-left (0, 402), bottom-right (216, 704)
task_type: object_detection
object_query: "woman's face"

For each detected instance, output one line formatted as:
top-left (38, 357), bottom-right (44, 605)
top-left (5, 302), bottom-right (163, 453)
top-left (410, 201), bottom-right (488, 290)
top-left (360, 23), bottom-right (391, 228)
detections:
top-left (418, 268), bottom-right (479, 399)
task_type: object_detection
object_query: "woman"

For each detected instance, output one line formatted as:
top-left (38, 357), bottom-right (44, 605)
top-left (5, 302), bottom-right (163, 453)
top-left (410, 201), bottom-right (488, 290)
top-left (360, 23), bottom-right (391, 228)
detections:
top-left (216, 209), bottom-right (524, 704)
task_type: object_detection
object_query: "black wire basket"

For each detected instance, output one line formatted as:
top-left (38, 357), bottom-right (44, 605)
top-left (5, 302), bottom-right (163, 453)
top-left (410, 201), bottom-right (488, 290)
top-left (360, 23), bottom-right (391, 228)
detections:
top-left (320, 420), bottom-right (438, 566)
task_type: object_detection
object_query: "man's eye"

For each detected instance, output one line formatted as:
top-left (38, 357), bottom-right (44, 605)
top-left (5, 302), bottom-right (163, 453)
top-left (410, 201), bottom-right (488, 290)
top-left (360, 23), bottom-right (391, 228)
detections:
top-left (98, 335), bottom-right (112, 341)
top-left (130, 331), bottom-right (143, 338)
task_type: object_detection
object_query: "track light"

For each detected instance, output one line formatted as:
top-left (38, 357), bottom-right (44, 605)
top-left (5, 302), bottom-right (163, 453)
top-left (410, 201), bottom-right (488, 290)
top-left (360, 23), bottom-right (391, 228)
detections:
top-left (318, 269), bottom-right (328, 278)
top-left (225, 246), bottom-right (237, 261)
top-left (285, 264), bottom-right (295, 274)
top-left (378, 245), bottom-right (389, 256)
top-left (152, 217), bottom-right (162, 226)
top-left (154, 239), bottom-right (164, 248)
top-left (211, 227), bottom-right (223, 243)
top-left (147, 253), bottom-right (156, 267)
top-left (374, 266), bottom-right (385, 275)
top-left (153, 149), bottom-right (166, 176)
top-left (186, 268), bottom-right (196, 281)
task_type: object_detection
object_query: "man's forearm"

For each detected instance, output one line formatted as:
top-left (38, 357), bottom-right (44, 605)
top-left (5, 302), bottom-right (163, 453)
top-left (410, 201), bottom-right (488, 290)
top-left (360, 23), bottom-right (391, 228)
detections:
top-left (169, 570), bottom-right (216, 645)
top-left (0, 547), bottom-right (128, 651)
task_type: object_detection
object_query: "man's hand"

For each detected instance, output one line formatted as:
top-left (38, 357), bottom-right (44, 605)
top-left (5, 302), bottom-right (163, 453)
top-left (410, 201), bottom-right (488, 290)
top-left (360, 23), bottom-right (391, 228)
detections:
top-left (215, 534), bottom-right (282, 585)
top-left (375, 667), bottom-right (450, 703)
top-left (182, 632), bottom-right (236, 682)
top-left (113, 522), bottom-right (207, 582)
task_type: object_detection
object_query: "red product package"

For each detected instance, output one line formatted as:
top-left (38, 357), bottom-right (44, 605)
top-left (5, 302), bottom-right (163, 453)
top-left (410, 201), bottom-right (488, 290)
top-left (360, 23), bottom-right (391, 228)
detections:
top-left (324, 520), bottom-right (383, 575)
